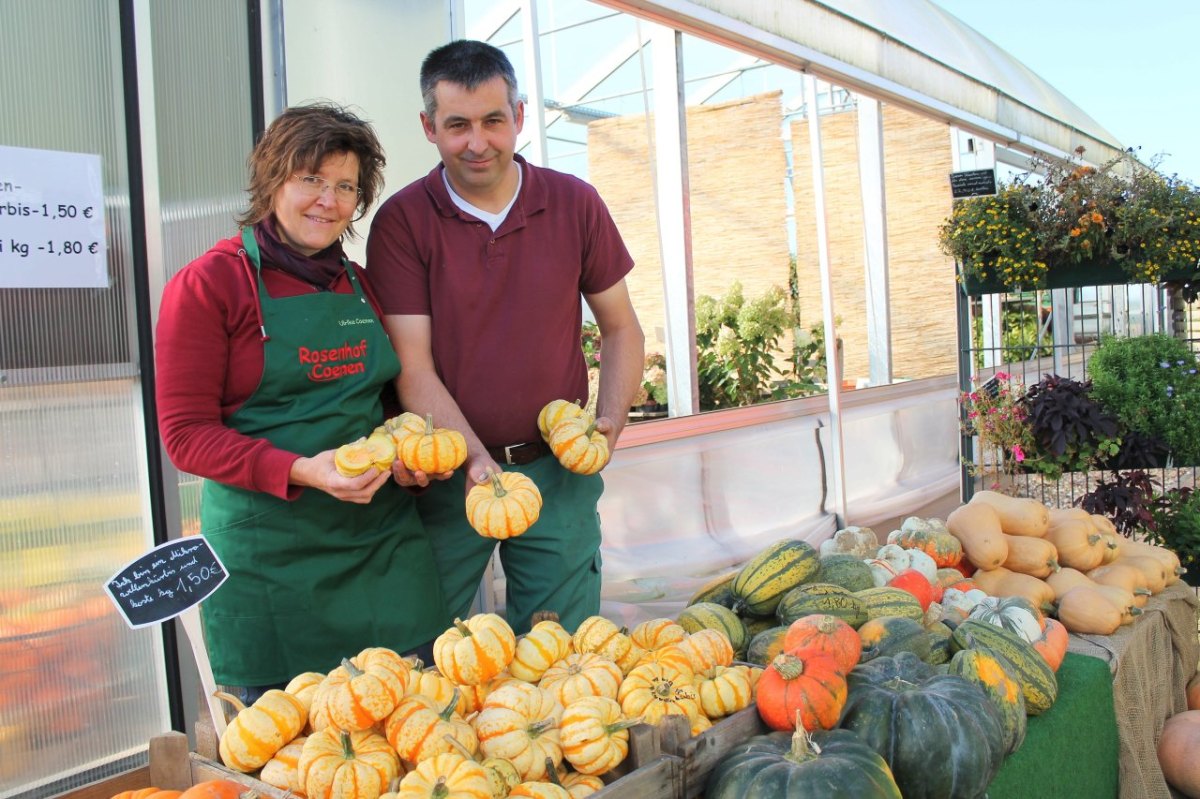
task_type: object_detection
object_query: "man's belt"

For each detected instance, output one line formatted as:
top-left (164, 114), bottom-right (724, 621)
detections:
top-left (485, 440), bottom-right (551, 466)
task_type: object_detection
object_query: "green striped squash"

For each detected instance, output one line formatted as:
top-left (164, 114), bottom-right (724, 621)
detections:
top-left (816, 554), bottom-right (876, 592)
top-left (729, 539), bottom-right (820, 617)
top-left (775, 583), bottom-right (868, 629)
top-left (857, 616), bottom-right (931, 663)
top-left (744, 625), bottom-right (789, 666)
top-left (687, 568), bottom-right (741, 608)
top-left (677, 601), bottom-right (750, 656)
top-left (948, 648), bottom-right (1028, 755)
top-left (950, 619), bottom-right (1058, 715)
top-left (854, 586), bottom-right (925, 621)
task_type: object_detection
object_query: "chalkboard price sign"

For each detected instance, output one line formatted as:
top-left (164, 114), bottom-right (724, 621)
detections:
top-left (949, 168), bottom-right (997, 199)
top-left (105, 536), bottom-right (228, 629)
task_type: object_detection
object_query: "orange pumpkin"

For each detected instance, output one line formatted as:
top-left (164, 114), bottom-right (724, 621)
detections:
top-left (395, 752), bottom-right (492, 799)
top-left (298, 728), bottom-right (400, 799)
top-left (547, 417), bottom-right (610, 475)
top-left (175, 782), bottom-right (244, 799)
top-left (466, 471), bottom-right (543, 539)
top-left (755, 651), bottom-right (847, 732)
top-left (1158, 710), bottom-right (1200, 797)
top-left (782, 614), bottom-right (862, 673)
top-left (1031, 618), bottom-right (1069, 673)
top-left (474, 682), bottom-right (565, 782)
top-left (572, 616), bottom-right (633, 665)
top-left (537, 399), bottom-right (590, 441)
top-left (111, 790), bottom-right (181, 799)
top-left (397, 414), bottom-right (468, 474)
top-left (434, 614), bottom-right (517, 686)
top-left (558, 695), bottom-right (639, 775)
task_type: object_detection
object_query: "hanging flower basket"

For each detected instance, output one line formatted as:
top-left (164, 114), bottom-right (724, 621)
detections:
top-left (941, 149), bottom-right (1200, 297)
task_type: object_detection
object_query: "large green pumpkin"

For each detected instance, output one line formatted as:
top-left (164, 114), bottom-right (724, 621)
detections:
top-left (838, 652), bottom-right (1006, 799)
top-left (706, 728), bottom-right (902, 799)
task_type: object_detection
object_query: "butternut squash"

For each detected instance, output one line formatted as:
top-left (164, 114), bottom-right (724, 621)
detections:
top-left (968, 491), bottom-right (1050, 537)
top-left (1056, 586), bottom-right (1123, 635)
top-left (1043, 518), bottom-right (1106, 572)
top-left (1045, 567), bottom-right (1140, 623)
top-left (1045, 567), bottom-right (1099, 601)
top-left (1116, 554), bottom-right (1169, 594)
top-left (1119, 539), bottom-right (1184, 584)
top-left (1047, 507), bottom-right (1091, 526)
top-left (970, 566), bottom-right (1056, 611)
top-left (1097, 532), bottom-right (1122, 564)
top-left (1001, 534), bottom-right (1060, 578)
top-left (946, 502), bottom-right (1009, 570)
top-left (1087, 562), bottom-right (1153, 603)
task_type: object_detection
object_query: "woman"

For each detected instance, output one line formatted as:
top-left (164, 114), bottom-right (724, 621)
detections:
top-left (156, 103), bottom-right (446, 698)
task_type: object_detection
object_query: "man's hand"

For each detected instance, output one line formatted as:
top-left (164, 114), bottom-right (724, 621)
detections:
top-left (462, 453), bottom-right (503, 498)
top-left (390, 458), bottom-right (454, 489)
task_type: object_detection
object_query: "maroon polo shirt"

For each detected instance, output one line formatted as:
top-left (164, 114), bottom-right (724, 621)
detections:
top-left (366, 156), bottom-right (634, 447)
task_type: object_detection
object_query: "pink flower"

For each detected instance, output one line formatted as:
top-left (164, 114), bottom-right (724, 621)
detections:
top-left (995, 371), bottom-right (1010, 381)
top-left (1012, 444), bottom-right (1025, 462)
top-left (968, 411), bottom-right (979, 418)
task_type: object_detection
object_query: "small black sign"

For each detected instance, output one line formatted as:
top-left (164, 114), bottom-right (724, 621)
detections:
top-left (105, 536), bottom-right (228, 629)
top-left (950, 168), bottom-right (997, 199)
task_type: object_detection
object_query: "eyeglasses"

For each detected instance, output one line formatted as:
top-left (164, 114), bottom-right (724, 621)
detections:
top-left (292, 174), bottom-right (362, 203)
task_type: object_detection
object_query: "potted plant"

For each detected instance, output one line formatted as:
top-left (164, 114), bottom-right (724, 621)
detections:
top-left (940, 149), bottom-right (1200, 295)
top-left (1150, 487), bottom-right (1200, 587)
top-left (1086, 333), bottom-right (1200, 466)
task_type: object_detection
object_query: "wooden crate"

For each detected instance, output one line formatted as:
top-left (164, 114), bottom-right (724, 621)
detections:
top-left (655, 707), bottom-right (767, 799)
top-left (147, 732), bottom-right (290, 798)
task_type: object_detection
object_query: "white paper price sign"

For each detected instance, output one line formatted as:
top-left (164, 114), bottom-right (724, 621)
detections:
top-left (0, 144), bottom-right (108, 288)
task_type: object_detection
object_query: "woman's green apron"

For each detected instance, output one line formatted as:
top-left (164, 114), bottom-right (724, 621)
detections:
top-left (199, 229), bottom-right (446, 687)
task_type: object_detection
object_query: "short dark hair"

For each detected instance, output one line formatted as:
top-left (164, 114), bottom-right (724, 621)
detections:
top-left (237, 102), bottom-right (386, 237)
top-left (420, 40), bottom-right (519, 119)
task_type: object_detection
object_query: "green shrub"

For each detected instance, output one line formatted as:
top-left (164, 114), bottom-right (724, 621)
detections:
top-left (1086, 333), bottom-right (1200, 464)
top-left (1150, 487), bottom-right (1200, 585)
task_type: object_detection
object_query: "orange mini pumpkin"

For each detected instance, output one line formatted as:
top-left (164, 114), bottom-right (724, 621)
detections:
top-left (434, 614), bottom-right (518, 686)
top-left (537, 399), bottom-right (591, 441)
top-left (466, 471), bottom-right (542, 539)
top-left (547, 417), bottom-right (609, 475)
top-left (396, 413), bottom-right (468, 474)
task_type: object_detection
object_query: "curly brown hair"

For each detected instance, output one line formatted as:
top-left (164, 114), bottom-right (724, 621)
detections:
top-left (237, 102), bottom-right (386, 238)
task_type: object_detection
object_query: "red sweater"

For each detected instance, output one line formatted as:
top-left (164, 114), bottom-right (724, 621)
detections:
top-left (155, 235), bottom-right (391, 500)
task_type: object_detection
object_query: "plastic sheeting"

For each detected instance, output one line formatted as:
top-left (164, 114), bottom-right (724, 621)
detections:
top-left (487, 377), bottom-right (963, 627)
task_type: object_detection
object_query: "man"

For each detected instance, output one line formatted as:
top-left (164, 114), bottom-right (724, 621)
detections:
top-left (366, 39), bottom-right (645, 635)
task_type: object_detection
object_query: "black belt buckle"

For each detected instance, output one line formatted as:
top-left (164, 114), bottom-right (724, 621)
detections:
top-left (489, 441), bottom-right (547, 466)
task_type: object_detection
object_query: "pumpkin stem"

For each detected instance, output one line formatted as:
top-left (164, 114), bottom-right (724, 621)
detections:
top-left (430, 777), bottom-right (450, 799)
top-left (785, 720), bottom-right (819, 764)
top-left (544, 757), bottom-right (565, 787)
top-left (442, 732), bottom-right (475, 761)
top-left (817, 615), bottom-right (840, 634)
top-left (488, 470), bottom-right (509, 498)
top-left (423, 413), bottom-right (436, 435)
top-left (212, 689), bottom-right (247, 715)
top-left (531, 609), bottom-right (561, 625)
top-left (439, 688), bottom-right (462, 721)
top-left (339, 729), bottom-right (355, 759)
top-left (453, 617), bottom-right (473, 637)
top-left (1134, 587), bottom-right (1153, 596)
top-left (341, 657), bottom-right (364, 679)
top-left (1129, 606), bottom-right (1144, 616)
top-left (527, 718), bottom-right (556, 738)
top-left (770, 652), bottom-right (807, 681)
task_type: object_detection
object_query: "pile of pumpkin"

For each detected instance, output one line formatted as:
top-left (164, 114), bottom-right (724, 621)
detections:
top-left (212, 610), bottom-right (762, 799)
top-left (332, 400), bottom-right (609, 540)
top-left (674, 499), bottom-right (1188, 798)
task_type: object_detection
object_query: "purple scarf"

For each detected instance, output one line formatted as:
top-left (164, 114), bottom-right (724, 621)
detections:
top-left (252, 215), bottom-right (346, 290)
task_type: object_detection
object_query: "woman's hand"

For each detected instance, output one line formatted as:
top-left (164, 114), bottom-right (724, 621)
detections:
top-left (289, 450), bottom-right (391, 503)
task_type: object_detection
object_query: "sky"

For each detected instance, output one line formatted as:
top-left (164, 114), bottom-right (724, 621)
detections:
top-left (930, 0), bottom-right (1200, 185)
